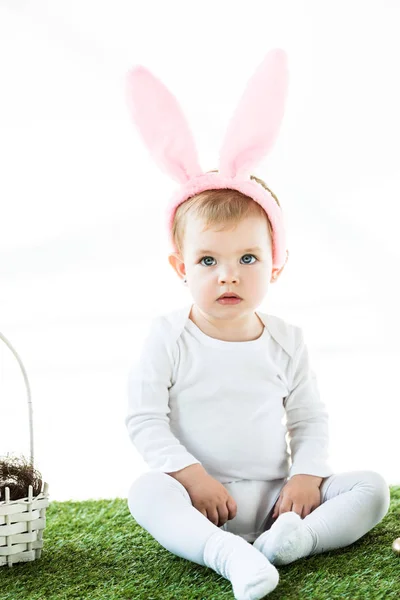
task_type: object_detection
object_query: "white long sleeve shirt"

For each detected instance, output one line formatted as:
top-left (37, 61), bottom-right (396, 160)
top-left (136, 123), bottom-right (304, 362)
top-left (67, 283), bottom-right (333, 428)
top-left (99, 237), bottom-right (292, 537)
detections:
top-left (125, 303), bottom-right (334, 483)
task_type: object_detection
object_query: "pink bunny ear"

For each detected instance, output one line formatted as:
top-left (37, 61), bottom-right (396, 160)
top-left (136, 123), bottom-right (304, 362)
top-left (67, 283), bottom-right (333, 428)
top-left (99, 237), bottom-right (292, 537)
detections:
top-left (218, 49), bottom-right (289, 179)
top-left (126, 66), bottom-right (203, 183)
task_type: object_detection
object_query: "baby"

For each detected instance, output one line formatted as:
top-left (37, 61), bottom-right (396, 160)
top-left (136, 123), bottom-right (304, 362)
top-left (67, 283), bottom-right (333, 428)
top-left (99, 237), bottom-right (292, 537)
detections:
top-left (124, 50), bottom-right (390, 599)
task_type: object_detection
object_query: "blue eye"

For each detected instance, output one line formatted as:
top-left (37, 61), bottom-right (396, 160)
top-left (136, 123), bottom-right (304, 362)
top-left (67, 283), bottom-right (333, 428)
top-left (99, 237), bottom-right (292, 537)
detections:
top-left (199, 254), bottom-right (257, 266)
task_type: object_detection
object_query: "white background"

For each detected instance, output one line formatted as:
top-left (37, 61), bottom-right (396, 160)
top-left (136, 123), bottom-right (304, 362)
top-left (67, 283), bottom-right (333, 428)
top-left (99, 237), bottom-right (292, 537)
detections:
top-left (0, 0), bottom-right (399, 501)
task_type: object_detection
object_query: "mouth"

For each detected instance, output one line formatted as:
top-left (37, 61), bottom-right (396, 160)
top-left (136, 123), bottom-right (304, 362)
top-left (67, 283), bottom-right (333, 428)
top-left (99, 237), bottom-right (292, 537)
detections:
top-left (217, 294), bottom-right (242, 304)
top-left (217, 293), bottom-right (242, 300)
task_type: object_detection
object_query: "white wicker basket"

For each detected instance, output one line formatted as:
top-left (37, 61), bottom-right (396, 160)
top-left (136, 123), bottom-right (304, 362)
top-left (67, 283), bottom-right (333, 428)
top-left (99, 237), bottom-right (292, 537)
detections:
top-left (0, 331), bottom-right (50, 567)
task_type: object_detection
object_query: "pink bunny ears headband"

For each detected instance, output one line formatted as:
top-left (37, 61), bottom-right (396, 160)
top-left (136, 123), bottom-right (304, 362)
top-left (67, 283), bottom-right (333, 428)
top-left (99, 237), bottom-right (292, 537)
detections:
top-left (126, 48), bottom-right (289, 271)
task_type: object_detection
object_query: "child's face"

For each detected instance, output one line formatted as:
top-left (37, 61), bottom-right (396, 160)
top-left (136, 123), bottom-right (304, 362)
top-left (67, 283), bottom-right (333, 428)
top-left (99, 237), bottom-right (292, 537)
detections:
top-left (169, 213), bottom-right (278, 320)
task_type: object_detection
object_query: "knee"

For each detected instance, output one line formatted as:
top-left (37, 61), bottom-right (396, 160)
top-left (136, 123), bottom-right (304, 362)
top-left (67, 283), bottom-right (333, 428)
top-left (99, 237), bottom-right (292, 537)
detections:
top-left (127, 471), bottom-right (191, 522)
top-left (127, 471), bottom-right (168, 519)
top-left (360, 470), bottom-right (391, 521)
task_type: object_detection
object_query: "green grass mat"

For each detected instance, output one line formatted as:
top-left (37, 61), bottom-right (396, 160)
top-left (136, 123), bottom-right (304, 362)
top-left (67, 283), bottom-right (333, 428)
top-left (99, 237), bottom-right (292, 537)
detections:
top-left (1, 486), bottom-right (399, 599)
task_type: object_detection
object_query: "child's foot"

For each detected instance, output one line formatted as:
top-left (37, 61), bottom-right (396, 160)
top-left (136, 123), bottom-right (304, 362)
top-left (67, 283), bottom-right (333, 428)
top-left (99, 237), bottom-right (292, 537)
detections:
top-left (253, 511), bottom-right (315, 566)
top-left (203, 529), bottom-right (279, 599)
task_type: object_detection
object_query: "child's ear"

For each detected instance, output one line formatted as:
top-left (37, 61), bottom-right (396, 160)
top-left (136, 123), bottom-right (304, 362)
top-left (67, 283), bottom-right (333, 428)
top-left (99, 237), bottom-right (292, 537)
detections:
top-left (271, 249), bottom-right (289, 282)
top-left (168, 253), bottom-right (186, 280)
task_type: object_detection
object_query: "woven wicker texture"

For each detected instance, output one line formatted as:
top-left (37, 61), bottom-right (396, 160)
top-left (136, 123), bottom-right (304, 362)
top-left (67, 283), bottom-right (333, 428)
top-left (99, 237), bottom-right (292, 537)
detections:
top-left (0, 331), bottom-right (50, 567)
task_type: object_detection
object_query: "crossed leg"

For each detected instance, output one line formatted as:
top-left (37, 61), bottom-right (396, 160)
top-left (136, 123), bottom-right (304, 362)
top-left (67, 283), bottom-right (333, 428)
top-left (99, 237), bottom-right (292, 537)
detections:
top-left (127, 472), bottom-right (280, 599)
top-left (253, 470), bottom-right (391, 565)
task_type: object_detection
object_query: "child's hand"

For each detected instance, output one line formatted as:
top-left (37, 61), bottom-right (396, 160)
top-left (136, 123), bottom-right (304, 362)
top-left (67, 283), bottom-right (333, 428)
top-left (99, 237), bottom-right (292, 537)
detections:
top-left (272, 474), bottom-right (323, 519)
top-left (185, 473), bottom-right (238, 528)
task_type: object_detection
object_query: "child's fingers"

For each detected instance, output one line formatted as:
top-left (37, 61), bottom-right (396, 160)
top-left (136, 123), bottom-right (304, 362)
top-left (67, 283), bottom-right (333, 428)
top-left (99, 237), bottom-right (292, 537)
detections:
top-left (274, 496), bottom-right (293, 517)
top-left (226, 496), bottom-right (237, 520)
top-left (272, 497), bottom-right (281, 518)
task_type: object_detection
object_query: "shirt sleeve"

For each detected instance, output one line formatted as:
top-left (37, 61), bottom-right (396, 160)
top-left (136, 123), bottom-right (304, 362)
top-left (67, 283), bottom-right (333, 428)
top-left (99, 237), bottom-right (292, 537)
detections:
top-left (125, 317), bottom-right (202, 473)
top-left (284, 328), bottom-right (335, 479)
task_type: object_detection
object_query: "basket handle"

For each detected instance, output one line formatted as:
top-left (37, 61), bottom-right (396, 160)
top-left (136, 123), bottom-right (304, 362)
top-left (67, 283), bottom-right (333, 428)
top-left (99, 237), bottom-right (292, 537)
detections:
top-left (0, 331), bottom-right (34, 467)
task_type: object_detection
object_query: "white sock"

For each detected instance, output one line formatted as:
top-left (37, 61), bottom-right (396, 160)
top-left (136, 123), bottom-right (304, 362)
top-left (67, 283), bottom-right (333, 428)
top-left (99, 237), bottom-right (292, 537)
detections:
top-left (253, 512), bottom-right (315, 566)
top-left (203, 529), bottom-right (279, 600)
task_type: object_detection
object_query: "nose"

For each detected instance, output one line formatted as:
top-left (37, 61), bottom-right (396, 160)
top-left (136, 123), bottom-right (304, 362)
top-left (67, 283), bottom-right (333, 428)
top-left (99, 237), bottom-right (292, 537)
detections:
top-left (218, 272), bottom-right (238, 284)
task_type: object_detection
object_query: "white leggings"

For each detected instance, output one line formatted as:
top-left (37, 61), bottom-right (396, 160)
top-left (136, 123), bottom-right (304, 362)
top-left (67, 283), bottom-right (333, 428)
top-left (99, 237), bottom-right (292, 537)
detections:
top-left (127, 470), bottom-right (390, 566)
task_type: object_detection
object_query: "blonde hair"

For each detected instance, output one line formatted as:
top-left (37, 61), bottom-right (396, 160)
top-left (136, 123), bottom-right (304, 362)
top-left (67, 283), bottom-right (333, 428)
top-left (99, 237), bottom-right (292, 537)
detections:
top-left (171, 170), bottom-right (281, 257)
